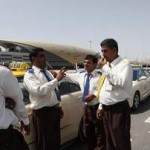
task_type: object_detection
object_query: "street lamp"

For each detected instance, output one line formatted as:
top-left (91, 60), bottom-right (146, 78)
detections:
top-left (88, 40), bottom-right (92, 51)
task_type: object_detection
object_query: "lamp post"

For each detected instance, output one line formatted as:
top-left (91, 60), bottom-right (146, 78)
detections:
top-left (88, 40), bottom-right (92, 51)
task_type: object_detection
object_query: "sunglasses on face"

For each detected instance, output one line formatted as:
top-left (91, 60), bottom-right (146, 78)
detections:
top-left (37, 54), bottom-right (46, 58)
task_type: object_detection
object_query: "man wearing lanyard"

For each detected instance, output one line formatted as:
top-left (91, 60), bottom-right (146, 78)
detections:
top-left (65, 55), bottom-right (106, 150)
top-left (97, 39), bottom-right (132, 150)
top-left (23, 48), bottom-right (66, 150)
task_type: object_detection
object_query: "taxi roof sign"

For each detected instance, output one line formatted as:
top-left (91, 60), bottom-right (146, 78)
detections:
top-left (10, 61), bottom-right (31, 71)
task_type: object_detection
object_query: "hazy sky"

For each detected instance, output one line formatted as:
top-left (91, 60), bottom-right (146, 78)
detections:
top-left (1, 0), bottom-right (150, 61)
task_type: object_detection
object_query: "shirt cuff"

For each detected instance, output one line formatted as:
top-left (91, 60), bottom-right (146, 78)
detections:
top-left (21, 118), bottom-right (30, 125)
top-left (93, 91), bottom-right (98, 98)
top-left (46, 78), bottom-right (58, 88)
top-left (59, 102), bottom-right (62, 107)
top-left (98, 103), bottom-right (103, 110)
top-left (102, 64), bottom-right (110, 75)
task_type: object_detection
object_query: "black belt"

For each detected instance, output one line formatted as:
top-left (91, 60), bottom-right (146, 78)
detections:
top-left (86, 103), bottom-right (99, 109)
top-left (102, 100), bottom-right (128, 110)
top-left (0, 125), bottom-right (13, 134)
top-left (34, 103), bottom-right (60, 111)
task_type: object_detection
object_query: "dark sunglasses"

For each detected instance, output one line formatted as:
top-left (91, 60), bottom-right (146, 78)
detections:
top-left (37, 54), bottom-right (46, 58)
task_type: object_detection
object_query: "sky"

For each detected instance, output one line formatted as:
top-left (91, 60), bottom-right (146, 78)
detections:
top-left (0, 0), bottom-right (150, 61)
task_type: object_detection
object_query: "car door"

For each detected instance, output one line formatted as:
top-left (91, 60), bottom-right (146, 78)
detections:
top-left (143, 69), bottom-right (150, 96)
top-left (139, 69), bottom-right (148, 99)
top-left (20, 80), bottom-right (83, 146)
top-left (59, 81), bottom-right (83, 144)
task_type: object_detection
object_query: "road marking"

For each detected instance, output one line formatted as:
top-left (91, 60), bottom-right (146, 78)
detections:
top-left (144, 117), bottom-right (150, 123)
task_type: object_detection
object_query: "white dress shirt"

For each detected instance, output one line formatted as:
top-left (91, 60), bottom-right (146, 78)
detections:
top-left (23, 66), bottom-right (60, 110)
top-left (65, 70), bottom-right (101, 105)
top-left (0, 66), bottom-right (29, 129)
top-left (98, 56), bottom-right (133, 109)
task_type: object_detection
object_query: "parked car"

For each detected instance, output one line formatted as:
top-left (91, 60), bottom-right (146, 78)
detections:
top-left (143, 67), bottom-right (150, 73)
top-left (130, 67), bottom-right (150, 110)
top-left (13, 72), bottom-right (84, 149)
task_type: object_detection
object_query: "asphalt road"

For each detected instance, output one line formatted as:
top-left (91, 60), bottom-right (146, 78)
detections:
top-left (62, 97), bottom-right (150, 150)
top-left (131, 97), bottom-right (150, 150)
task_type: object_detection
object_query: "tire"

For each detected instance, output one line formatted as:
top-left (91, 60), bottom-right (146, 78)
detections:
top-left (132, 92), bottom-right (140, 110)
top-left (78, 117), bottom-right (86, 142)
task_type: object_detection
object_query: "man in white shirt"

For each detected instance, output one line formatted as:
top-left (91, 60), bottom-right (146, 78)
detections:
top-left (23, 48), bottom-right (66, 150)
top-left (0, 65), bottom-right (30, 150)
top-left (97, 39), bottom-right (132, 150)
top-left (65, 55), bottom-right (106, 150)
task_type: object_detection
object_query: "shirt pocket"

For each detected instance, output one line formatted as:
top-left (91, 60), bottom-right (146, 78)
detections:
top-left (105, 80), bottom-right (113, 91)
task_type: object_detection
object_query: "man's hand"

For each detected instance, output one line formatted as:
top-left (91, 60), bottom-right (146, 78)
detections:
top-left (60, 107), bottom-right (64, 119)
top-left (56, 67), bottom-right (67, 81)
top-left (98, 58), bottom-right (107, 69)
top-left (50, 70), bottom-right (57, 78)
top-left (20, 121), bottom-right (30, 136)
top-left (96, 109), bottom-right (103, 119)
top-left (5, 97), bottom-right (16, 110)
top-left (85, 94), bottom-right (95, 103)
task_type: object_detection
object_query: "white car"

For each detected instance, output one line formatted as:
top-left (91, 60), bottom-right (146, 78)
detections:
top-left (129, 67), bottom-right (150, 110)
top-left (17, 77), bottom-right (84, 149)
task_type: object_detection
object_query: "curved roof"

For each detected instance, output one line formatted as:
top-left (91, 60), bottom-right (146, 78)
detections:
top-left (1, 40), bottom-right (95, 64)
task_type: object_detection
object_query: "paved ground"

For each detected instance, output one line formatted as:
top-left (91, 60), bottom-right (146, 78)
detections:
top-left (62, 97), bottom-right (150, 150)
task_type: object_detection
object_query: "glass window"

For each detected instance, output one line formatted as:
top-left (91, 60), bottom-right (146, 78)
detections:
top-left (140, 69), bottom-right (146, 77)
top-left (0, 40), bottom-right (74, 70)
top-left (69, 82), bottom-right (81, 93)
top-left (22, 87), bottom-right (30, 105)
top-left (133, 70), bottom-right (138, 81)
top-left (17, 76), bottom-right (24, 82)
top-left (144, 69), bottom-right (150, 77)
top-left (58, 82), bottom-right (71, 95)
top-left (18, 82), bottom-right (30, 105)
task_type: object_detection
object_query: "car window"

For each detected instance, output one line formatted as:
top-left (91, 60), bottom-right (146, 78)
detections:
top-left (133, 70), bottom-right (138, 81)
top-left (17, 76), bottom-right (24, 82)
top-left (18, 82), bottom-right (30, 105)
top-left (140, 69), bottom-right (146, 77)
top-left (144, 69), bottom-right (150, 77)
top-left (133, 69), bottom-right (140, 81)
top-left (17, 79), bottom-right (81, 103)
top-left (58, 82), bottom-right (81, 95)
top-left (58, 82), bottom-right (71, 95)
top-left (69, 82), bottom-right (81, 93)
top-left (16, 76), bottom-right (30, 104)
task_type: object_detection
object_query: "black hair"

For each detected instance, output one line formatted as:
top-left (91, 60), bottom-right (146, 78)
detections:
top-left (29, 47), bottom-right (45, 63)
top-left (100, 38), bottom-right (118, 52)
top-left (84, 55), bottom-right (98, 64)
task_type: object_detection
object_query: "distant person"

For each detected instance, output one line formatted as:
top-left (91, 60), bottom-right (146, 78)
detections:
top-left (97, 38), bottom-right (133, 150)
top-left (2, 62), bottom-right (10, 68)
top-left (0, 65), bottom-right (30, 150)
top-left (65, 55), bottom-right (106, 150)
top-left (23, 48), bottom-right (66, 150)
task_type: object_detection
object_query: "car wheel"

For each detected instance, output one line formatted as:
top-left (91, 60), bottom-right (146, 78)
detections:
top-left (78, 117), bottom-right (86, 142)
top-left (132, 92), bottom-right (140, 110)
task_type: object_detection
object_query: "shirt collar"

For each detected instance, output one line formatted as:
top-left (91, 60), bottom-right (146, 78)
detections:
top-left (110, 56), bottom-right (122, 68)
top-left (32, 66), bottom-right (42, 74)
top-left (85, 69), bottom-right (97, 77)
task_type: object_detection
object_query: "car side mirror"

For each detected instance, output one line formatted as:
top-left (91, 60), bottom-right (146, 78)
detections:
top-left (140, 76), bottom-right (147, 80)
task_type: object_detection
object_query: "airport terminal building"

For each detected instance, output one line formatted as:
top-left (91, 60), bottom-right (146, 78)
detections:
top-left (0, 40), bottom-right (94, 69)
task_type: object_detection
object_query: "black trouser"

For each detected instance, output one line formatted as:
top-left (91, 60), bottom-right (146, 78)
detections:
top-left (0, 125), bottom-right (29, 150)
top-left (102, 100), bottom-right (131, 150)
top-left (33, 106), bottom-right (61, 150)
top-left (84, 104), bottom-right (106, 150)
